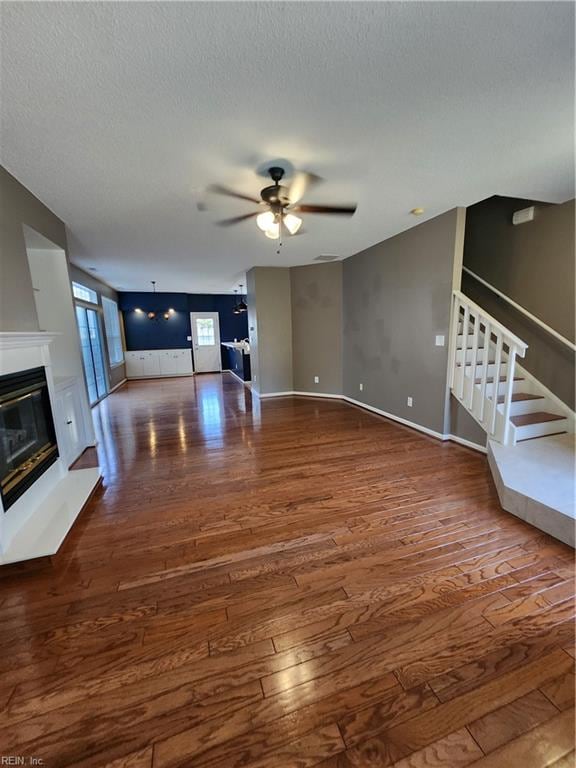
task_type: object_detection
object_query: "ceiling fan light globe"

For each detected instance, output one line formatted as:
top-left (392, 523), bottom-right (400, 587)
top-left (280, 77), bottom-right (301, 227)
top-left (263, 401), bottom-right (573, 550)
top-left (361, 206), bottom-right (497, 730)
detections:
top-left (283, 213), bottom-right (302, 235)
top-left (256, 211), bottom-right (276, 232)
top-left (265, 223), bottom-right (280, 239)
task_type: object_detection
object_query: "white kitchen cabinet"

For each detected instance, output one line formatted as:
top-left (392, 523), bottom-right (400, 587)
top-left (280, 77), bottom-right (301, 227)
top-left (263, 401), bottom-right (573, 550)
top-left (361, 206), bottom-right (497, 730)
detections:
top-left (125, 349), bottom-right (193, 379)
top-left (159, 349), bottom-right (193, 375)
top-left (143, 352), bottom-right (161, 377)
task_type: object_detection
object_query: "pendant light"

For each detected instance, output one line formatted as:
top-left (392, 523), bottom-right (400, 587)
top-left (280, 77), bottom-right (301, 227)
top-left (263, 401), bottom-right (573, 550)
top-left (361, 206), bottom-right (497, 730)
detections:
top-left (237, 284), bottom-right (247, 313)
top-left (147, 281), bottom-right (157, 319)
top-left (232, 289), bottom-right (241, 315)
top-left (136, 281), bottom-right (175, 320)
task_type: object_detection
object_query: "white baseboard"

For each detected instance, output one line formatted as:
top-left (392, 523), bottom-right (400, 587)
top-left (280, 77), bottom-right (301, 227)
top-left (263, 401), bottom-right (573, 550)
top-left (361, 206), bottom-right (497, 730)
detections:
top-left (109, 378), bottom-right (128, 394)
top-left (446, 433), bottom-right (488, 454)
top-left (255, 388), bottom-right (488, 453)
top-left (292, 390), bottom-right (346, 400)
top-left (126, 373), bottom-right (194, 380)
top-left (343, 395), bottom-right (446, 441)
top-left (259, 390), bottom-right (298, 398)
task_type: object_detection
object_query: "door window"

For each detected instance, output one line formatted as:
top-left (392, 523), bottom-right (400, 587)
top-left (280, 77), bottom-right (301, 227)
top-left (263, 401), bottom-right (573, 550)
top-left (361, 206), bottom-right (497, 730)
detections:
top-left (76, 306), bottom-right (108, 405)
top-left (196, 318), bottom-right (215, 346)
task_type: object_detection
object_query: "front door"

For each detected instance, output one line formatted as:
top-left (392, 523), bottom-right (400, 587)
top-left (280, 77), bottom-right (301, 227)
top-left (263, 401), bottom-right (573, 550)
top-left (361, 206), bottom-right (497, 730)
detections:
top-left (190, 312), bottom-right (222, 373)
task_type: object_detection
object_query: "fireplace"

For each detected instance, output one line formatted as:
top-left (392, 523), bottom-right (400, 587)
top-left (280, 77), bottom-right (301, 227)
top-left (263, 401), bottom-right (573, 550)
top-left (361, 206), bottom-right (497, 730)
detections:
top-left (0, 366), bottom-right (59, 512)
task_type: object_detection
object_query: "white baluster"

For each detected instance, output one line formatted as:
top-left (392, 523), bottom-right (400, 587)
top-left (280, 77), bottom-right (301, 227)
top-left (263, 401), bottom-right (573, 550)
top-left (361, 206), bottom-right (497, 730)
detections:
top-left (459, 305), bottom-right (470, 400)
top-left (468, 312), bottom-right (480, 410)
top-left (489, 334), bottom-right (503, 436)
top-left (478, 320), bottom-right (491, 424)
top-left (501, 346), bottom-right (517, 445)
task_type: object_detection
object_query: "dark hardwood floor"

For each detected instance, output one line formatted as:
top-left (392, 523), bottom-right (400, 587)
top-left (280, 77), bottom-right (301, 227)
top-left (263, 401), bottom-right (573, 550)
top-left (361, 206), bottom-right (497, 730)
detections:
top-left (1, 373), bottom-right (574, 767)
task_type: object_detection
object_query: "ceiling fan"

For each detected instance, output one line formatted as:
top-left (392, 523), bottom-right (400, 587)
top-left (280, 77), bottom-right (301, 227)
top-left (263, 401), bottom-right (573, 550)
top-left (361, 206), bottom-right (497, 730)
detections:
top-left (202, 166), bottom-right (357, 239)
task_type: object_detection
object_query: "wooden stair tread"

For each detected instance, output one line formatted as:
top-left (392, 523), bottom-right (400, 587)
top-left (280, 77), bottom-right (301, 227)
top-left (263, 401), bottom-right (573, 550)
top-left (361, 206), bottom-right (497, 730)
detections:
top-left (497, 392), bottom-right (544, 404)
top-left (510, 412), bottom-right (566, 427)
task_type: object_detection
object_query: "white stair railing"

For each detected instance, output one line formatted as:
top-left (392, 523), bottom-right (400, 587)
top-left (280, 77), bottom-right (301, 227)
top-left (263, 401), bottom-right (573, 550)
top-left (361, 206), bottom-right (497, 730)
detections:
top-left (449, 290), bottom-right (528, 445)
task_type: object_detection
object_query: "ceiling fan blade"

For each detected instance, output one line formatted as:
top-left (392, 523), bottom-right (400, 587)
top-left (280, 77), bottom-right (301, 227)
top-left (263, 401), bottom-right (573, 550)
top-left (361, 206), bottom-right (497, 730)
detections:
top-left (207, 184), bottom-right (261, 204)
top-left (287, 172), bottom-right (323, 205)
top-left (294, 203), bottom-right (357, 216)
top-left (215, 212), bottom-right (258, 227)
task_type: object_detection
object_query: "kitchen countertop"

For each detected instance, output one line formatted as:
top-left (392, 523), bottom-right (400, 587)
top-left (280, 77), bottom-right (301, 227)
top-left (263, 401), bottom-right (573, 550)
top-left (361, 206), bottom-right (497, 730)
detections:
top-left (222, 342), bottom-right (250, 354)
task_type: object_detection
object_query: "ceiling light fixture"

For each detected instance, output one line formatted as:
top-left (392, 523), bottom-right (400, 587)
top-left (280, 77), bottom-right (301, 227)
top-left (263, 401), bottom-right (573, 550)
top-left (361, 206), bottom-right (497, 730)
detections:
top-left (411, 207), bottom-right (425, 216)
top-left (283, 213), bottom-right (302, 235)
top-left (256, 210), bottom-right (302, 239)
top-left (135, 281), bottom-right (174, 320)
top-left (232, 289), bottom-right (241, 315)
top-left (237, 284), bottom-right (247, 313)
top-left (264, 222), bottom-right (280, 239)
top-left (256, 211), bottom-right (276, 232)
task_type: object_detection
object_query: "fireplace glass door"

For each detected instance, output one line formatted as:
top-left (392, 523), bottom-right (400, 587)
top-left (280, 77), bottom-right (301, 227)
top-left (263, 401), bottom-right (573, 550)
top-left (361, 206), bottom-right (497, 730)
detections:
top-left (0, 367), bottom-right (59, 511)
top-left (76, 306), bottom-right (108, 405)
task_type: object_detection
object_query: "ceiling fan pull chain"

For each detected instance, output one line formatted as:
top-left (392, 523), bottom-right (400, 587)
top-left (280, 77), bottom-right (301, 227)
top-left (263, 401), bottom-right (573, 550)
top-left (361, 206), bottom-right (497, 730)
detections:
top-left (277, 214), bottom-right (283, 255)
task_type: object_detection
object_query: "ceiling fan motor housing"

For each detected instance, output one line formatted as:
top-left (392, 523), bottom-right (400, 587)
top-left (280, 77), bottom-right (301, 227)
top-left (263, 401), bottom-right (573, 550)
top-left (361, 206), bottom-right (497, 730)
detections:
top-left (260, 185), bottom-right (289, 208)
top-left (261, 167), bottom-right (289, 208)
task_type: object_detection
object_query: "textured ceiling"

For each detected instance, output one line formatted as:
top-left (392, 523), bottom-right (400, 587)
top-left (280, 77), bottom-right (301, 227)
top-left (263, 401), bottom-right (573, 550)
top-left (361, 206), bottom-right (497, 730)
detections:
top-left (1, 2), bottom-right (574, 293)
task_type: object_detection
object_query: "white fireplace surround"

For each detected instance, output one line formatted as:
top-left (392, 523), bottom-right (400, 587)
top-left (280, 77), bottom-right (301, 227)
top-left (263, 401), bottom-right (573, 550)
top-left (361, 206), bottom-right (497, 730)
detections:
top-left (0, 331), bottom-right (101, 565)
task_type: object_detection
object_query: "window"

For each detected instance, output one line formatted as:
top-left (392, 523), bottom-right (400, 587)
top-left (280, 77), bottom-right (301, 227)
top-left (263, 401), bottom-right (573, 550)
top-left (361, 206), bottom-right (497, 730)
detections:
top-left (72, 281), bottom-right (98, 304)
top-left (102, 296), bottom-right (124, 366)
top-left (196, 318), bottom-right (215, 346)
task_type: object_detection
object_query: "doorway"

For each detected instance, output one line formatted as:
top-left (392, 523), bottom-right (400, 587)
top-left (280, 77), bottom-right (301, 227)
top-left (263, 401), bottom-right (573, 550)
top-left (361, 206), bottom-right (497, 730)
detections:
top-left (190, 312), bottom-right (222, 373)
top-left (75, 306), bottom-right (108, 404)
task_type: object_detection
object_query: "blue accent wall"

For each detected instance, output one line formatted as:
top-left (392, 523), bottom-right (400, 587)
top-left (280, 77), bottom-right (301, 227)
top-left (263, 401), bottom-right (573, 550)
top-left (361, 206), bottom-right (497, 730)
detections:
top-left (119, 293), bottom-right (248, 366)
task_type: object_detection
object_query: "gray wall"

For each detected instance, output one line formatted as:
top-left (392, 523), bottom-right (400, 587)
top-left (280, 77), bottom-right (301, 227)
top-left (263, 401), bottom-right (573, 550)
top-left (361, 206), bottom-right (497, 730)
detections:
top-left (247, 267), bottom-right (293, 394)
top-left (450, 397), bottom-right (487, 447)
top-left (291, 262), bottom-right (343, 394)
top-left (69, 265), bottom-right (127, 389)
top-left (343, 209), bottom-right (460, 436)
top-left (0, 166), bottom-right (67, 331)
top-left (463, 197), bottom-right (575, 408)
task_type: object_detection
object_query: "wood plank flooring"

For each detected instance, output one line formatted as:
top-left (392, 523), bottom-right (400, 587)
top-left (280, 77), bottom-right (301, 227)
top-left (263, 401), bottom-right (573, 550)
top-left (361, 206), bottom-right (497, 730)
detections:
top-left (1, 373), bottom-right (574, 767)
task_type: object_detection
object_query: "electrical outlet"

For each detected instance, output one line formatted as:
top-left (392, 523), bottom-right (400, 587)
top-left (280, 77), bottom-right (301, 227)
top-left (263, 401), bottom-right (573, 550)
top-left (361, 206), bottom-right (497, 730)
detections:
top-left (407, 396), bottom-right (413, 407)
top-left (314, 376), bottom-right (319, 384)
top-left (359, 383), bottom-right (364, 392)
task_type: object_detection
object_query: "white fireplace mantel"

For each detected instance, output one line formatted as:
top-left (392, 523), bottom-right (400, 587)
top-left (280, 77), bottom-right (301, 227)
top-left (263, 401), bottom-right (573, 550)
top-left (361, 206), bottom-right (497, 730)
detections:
top-left (0, 330), bottom-right (60, 348)
top-left (0, 330), bottom-right (101, 565)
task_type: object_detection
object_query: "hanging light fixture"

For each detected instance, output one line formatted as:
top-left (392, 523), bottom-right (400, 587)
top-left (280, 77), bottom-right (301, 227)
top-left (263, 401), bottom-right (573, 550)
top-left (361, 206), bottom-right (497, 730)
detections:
top-left (237, 284), bottom-right (247, 313)
top-left (232, 289), bottom-right (241, 315)
top-left (148, 281), bottom-right (158, 319)
top-left (256, 211), bottom-right (276, 232)
top-left (257, 210), bottom-right (300, 240)
top-left (264, 221), bottom-right (280, 239)
top-left (136, 281), bottom-right (174, 320)
top-left (283, 213), bottom-right (302, 235)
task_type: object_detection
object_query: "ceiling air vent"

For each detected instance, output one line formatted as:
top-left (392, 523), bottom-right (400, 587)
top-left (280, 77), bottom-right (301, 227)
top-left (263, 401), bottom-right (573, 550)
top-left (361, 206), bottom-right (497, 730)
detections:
top-left (314, 254), bottom-right (340, 262)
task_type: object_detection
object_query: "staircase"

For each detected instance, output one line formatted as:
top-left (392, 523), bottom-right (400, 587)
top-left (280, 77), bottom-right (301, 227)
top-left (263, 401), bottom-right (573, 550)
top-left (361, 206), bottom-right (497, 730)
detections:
top-left (449, 290), bottom-right (575, 547)
top-left (449, 290), bottom-right (572, 446)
